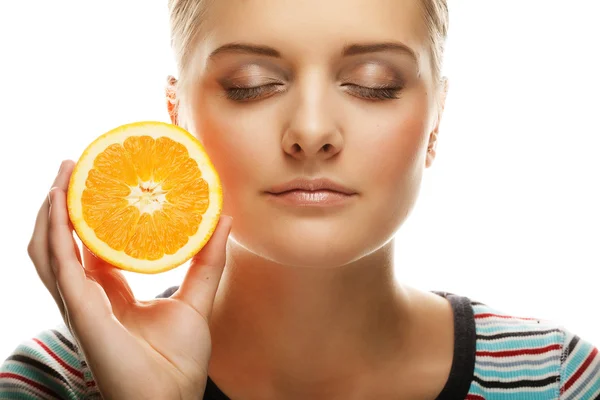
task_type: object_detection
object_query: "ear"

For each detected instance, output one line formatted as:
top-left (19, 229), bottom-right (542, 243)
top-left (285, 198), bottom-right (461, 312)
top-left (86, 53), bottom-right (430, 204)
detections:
top-left (165, 75), bottom-right (179, 125)
top-left (426, 77), bottom-right (449, 168)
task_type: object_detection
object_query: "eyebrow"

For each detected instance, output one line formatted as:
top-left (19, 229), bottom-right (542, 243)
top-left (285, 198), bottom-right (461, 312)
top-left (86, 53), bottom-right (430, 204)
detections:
top-left (208, 41), bottom-right (418, 62)
top-left (342, 42), bottom-right (417, 62)
top-left (209, 43), bottom-right (281, 59)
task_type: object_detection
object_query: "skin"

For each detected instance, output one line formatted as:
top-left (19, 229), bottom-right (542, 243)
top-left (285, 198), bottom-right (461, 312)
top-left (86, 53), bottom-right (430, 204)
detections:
top-left (29, 0), bottom-right (452, 399)
top-left (170, 0), bottom-right (453, 398)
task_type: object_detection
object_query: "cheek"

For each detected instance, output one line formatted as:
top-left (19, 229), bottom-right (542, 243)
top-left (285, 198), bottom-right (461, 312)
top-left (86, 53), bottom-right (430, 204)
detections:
top-left (186, 97), bottom-right (280, 216)
top-left (352, 96), bottom-right (431, 190)
top-left (191, 116), bottom-right (250, 189)
top-left (346, 92), bottom-right (432, 238)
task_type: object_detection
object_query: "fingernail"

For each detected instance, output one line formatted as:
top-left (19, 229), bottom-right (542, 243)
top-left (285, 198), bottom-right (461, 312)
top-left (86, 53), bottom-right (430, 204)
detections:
top-left (57, 161), bottom-right (65, 175)
top-left (48, 187), bottom-right (57, 206)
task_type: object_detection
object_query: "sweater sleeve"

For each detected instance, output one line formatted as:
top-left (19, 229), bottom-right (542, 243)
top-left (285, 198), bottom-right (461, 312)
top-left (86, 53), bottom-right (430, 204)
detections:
top-left (0, 324), bottom-right (101, 399)
top-left (559, 329), bottom-right (600, 399)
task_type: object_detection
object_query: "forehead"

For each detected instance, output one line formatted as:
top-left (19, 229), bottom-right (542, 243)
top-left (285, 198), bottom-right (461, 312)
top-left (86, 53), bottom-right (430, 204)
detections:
top-left (200, 0), bottom-right (428, 61)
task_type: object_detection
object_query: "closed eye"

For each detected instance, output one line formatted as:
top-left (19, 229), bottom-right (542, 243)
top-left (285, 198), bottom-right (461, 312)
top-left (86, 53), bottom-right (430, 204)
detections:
top-left (223, 83), bottom-right (403, 102)
top-left (225, 83), bottom-right (285, 102)
top-left (341, 84), bottom-right (403, 100)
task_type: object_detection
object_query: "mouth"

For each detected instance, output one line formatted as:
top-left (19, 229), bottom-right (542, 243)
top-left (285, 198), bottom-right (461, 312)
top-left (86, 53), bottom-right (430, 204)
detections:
top-left (265, 178), bottom-right (357, 207)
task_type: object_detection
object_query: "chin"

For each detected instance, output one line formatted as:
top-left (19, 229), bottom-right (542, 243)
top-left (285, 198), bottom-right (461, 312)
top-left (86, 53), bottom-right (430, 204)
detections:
top-left (244, 241), bottom-right (363, 268)
top-left (229, 217), bottom-right (392, 268)
top-left (264, 242), bottom-right (360, 268)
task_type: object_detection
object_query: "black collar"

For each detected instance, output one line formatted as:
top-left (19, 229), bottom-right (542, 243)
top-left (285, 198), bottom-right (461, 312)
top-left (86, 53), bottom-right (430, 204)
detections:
top-left (432, 292), bottom-right (476, 400)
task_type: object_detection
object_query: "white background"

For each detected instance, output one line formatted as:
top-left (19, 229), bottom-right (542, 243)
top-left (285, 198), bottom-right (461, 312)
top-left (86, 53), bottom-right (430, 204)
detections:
top-left (0, 1), bottom-right (598, 361)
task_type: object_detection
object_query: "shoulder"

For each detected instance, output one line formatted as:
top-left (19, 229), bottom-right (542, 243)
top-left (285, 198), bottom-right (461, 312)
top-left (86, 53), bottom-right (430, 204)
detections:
top-left (0, 324), bottom-right (100, 399)
top-left (469, 300), bottom-right (599, 399)
top-left (558, 328), bottom-right (599, 399)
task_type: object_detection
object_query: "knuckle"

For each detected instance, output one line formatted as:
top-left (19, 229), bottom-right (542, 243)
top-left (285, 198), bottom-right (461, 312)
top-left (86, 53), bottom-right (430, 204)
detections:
top-left (27, 240), bottom-right (36, 259)
top-left (27, 238), bottom-right (44, 263)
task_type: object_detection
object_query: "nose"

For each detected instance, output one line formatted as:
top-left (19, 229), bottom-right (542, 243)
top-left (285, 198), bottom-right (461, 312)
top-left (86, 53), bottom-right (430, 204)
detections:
top-left (281, 84), bottom-right (343, 161)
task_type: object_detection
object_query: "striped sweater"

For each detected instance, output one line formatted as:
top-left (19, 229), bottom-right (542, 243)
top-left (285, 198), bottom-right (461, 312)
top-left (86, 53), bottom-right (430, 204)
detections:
top-left (1, 290), bottom-right (598, 399)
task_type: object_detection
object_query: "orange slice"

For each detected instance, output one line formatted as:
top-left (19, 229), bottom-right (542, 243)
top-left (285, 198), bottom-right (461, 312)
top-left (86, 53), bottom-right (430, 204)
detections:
top-left (67, 121), bottom-right (222, 274)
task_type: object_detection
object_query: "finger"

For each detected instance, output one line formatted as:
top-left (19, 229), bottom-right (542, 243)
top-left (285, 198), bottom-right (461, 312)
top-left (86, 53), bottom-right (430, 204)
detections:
top-left (48, 186), bottom-right (88, 313)
top-left (172, 215), bottom-right (233, 318)
top-left (28, 161), bottom-right (75, 317)
top-left (73, 239), bottom-right (82, 265)
top-left (83, 247), bottom-right (136, 317)
top-left (29, 161), bottom-right (75, 285)
top-left (68, 219), bottom-right (83, 265)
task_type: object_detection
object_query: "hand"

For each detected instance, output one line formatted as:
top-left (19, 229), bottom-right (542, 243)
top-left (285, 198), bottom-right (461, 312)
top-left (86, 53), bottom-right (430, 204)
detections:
top-left (27, 160), bottom-right (232, 400)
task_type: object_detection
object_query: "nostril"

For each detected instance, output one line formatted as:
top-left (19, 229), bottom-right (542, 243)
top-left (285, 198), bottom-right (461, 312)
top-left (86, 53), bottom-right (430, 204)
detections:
top-left (322, 144), bottom-right (331, 152)
top-left (292, 143), bottom-right (302, 153)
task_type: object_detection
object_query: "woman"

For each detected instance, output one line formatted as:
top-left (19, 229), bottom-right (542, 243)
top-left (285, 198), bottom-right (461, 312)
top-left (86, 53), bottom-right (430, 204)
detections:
top-left (1, 0), bottom-right (598, 399)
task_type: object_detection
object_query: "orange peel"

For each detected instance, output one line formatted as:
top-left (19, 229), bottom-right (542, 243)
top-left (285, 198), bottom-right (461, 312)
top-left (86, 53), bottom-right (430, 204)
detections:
top-left (67, 121), bottom-right (222, 274)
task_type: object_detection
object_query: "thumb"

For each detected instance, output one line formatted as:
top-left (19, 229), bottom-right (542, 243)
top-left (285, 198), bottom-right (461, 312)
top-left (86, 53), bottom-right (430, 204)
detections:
top-left (172, 215), bottom-right (233, 318)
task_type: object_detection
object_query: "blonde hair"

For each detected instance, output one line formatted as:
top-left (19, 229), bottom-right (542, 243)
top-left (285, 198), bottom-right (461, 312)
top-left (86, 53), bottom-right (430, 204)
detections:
top-left (168, 0), bottom-right (448, 95)
top-left (420, 0), bottom-right (449, 86)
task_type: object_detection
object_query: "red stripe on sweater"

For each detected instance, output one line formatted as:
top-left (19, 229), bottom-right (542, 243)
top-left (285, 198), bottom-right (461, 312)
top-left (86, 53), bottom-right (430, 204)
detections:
top-left (0, 372), bottom-right (61, 399)
top-left (474, 313), bottom-right (538, 321)
top-left (477, 344), bottom-right (562, 357)
top-left (466, 395), bottom-right (486, 400)
top-left (33, 338), bottom-right (84, 379)
top-left (561, 347), bottom-right (599, 394)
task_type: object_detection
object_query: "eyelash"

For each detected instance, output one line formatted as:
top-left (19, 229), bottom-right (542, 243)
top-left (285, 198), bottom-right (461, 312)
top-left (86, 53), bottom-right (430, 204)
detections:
top-left (344, 84), bottom-right (403, 100)
top-left (225, 83), bottom-right (283, 102)
top-left (224, 83), bottom-right (403, 102)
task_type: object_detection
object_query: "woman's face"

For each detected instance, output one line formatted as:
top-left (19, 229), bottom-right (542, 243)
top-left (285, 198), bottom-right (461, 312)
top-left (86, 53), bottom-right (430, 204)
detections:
top-left (176, 0), bottom-right (444, 268)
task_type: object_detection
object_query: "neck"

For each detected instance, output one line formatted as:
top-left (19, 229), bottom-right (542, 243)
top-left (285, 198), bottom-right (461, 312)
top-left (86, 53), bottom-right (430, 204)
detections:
top-left (208, 239), bottom-right (414, 396)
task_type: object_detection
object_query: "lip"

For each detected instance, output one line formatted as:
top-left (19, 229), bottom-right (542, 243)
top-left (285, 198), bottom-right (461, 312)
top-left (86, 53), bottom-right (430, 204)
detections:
top-left (265, 178), bottom-right (357, 207)
top-left (266, 178), bottom-right (357, 195)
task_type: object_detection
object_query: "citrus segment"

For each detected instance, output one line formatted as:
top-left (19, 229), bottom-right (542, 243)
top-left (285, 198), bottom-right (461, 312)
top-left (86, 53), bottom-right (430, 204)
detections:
top-left (67, 121), bottom-right (222, 274)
